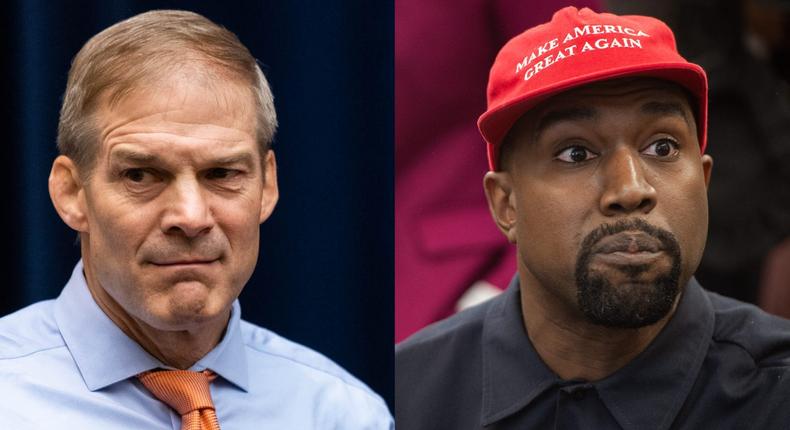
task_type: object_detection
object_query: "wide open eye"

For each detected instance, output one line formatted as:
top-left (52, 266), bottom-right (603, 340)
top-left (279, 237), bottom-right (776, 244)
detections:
top-left (555, 145), bottom-right (598, 163)
top-left (642, 138), bottom-right (680, 158)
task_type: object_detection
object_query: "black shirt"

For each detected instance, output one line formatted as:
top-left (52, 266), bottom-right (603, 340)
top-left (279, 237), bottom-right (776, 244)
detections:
top-left (396, 277), bottom-right (790, 429)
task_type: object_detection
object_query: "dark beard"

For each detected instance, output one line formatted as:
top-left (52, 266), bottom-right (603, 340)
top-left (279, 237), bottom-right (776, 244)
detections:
top-left (574, 219), bottom-right (682, 328)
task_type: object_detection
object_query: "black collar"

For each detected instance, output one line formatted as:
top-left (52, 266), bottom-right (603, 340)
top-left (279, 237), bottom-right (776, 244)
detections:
top-left (481, 276), bottom-right (714, 429)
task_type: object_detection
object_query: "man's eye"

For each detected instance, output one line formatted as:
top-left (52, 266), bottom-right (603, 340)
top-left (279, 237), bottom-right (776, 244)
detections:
top-left (555, 146), bottom-right (598, 163)
top-left (643, 138), bottom-right (680, 157)
top-left (123, 168), bottom-right (154, 183)
top-left (206, 168), bottom-right (239, 180)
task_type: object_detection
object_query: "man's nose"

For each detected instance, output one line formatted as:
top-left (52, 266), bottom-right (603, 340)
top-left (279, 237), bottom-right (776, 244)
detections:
top-left (599, 147), bottom-right (657, 216)
top-left (161, 177), bottom-right (214, 237)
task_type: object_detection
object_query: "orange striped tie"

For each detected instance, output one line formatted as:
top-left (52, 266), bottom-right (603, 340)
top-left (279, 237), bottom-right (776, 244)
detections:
top-left (138, 369), bottom-right (221, 430)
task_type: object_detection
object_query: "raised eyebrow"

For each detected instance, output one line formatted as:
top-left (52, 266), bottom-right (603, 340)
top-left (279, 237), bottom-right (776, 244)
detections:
top-left (534, 107), bottom-right (597, 140)
top-left (640, 101), bottom-right (692, 127)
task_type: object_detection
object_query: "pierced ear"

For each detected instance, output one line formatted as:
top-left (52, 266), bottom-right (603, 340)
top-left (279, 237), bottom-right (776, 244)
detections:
top-left (259, 149), bottom-right (279, 223)
top-left (483, 171), bottom-right (517, 243)
top-left (701, 154), bottom-right (713, 188)
top-left (49, 156), bottom-right (89, 232)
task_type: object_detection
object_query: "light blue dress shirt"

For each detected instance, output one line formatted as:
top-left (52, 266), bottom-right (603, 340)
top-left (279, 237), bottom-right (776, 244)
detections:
top-left (0, 261), bottom-right (393, 429)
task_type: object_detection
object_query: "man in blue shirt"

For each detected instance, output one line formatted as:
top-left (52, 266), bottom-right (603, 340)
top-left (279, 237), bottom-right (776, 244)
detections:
top-left (0, 10), bottom-right (391, 429)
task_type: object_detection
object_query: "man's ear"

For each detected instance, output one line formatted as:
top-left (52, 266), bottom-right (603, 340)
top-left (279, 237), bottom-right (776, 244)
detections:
top-left (259, 149), bottom-right (279, 223)
top-left (49, 156), bottom-right (89, 232)
top-left (701, 154), bottom-right (713, 188)
top-left (483, 171), bottom-right (517, 244)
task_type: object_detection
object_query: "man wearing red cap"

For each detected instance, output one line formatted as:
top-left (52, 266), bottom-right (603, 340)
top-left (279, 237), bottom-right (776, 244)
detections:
top-left (396, 7), bottom-right (790, 429)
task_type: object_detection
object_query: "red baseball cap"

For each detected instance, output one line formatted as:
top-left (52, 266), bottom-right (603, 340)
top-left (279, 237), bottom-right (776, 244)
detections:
top-left (478, 7), bottom-right (708, 170)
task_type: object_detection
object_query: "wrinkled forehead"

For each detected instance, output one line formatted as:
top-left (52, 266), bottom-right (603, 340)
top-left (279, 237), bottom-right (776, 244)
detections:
top-left (531, 77), bottom-right (695, 120)
top-left (508, 77), bottom-right (696, 139)
top-left (499, 77), bottom-right (697, 168)
top-left (91, 70), bottom-right (260, 164)
top-left (96, 70), bottom-right (257, 134)
top-left (104, 62), bottom-right (256, 113)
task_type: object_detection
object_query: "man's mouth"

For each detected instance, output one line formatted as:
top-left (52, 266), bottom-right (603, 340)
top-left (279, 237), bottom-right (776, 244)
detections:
top-left (592, 231), bottom-right (664, 254)
top-left (591, 250), bottom-right (664, 266)
top-left (590, 232), bottom-right (666, 266)
top-left (149, 258), bottom-right (220, 266)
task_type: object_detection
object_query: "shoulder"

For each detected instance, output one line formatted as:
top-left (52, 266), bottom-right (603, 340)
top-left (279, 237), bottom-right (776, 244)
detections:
top-left (395, 296), bottom-right (491, 391)
top-left (0, 300), bottom-right (78, 424)
top-left (706, 289), bottom-right (790, 367)
top-left (397, 295), bottom-right (491, 359)
top-left (0, 300), bottom-right (65, 360)
top-left (239, 319), bottom-right (375, 393)
top-left (239, 319), bottom-right (392, 428)
top-left (676, 289), bottom-right (790, 425)
top-left (395, 294), bottom-right (495, 430)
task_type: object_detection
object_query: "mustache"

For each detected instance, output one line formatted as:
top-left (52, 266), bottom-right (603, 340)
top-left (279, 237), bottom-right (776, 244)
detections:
top-left (574, 218), bottom-right (684, 328)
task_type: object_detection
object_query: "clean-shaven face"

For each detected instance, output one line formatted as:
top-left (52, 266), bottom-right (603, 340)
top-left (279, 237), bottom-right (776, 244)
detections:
top-left (81, 67), bottom-right (273, 331)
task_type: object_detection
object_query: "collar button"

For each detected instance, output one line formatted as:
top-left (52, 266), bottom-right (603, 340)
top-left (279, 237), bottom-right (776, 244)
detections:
top-left (563, 383), bottom-right (592, 401)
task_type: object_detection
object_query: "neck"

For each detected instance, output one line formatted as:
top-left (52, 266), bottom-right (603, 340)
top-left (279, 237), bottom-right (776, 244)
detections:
top-left (519, 272), bottom-right (677, 382)
top-left (82, 267), bottom-right (229, 370)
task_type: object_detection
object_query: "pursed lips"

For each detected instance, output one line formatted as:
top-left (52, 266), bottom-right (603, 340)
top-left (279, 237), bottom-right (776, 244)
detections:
top-left (148, 258), bottom-right (219, 266)
top-left (593, 232), bottom-right (663, 254)
top-left (591, 232), bottom-right (665, 266)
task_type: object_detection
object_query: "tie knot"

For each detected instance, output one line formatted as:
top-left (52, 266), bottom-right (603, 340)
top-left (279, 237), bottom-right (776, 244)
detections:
top-left (138, 369), bottom-right (217, 415)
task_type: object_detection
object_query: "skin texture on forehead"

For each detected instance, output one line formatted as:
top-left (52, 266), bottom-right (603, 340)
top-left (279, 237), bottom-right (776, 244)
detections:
top-left (499, 78), bottom-right (699, 170)
top-left (483, 77), bottom-right (713, 380)
top-left (98, 64), bottom-right (258, 148)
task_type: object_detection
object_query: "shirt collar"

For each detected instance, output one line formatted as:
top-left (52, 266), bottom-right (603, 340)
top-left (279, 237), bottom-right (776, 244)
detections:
top-left (194, 300), bottom-right (249, 392)
top-left (595, 277), bottom-right (713, 430)
top-left (481, 276), bottom-right (559, 425)
top-left (480, 275), bottom-right (714, 429)
top-left (54, 260), bottom-right (249, 392)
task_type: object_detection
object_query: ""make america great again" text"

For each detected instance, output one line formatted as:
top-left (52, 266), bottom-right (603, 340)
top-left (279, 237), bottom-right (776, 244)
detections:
top-left (515, 24), bottom-right (650, 81)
